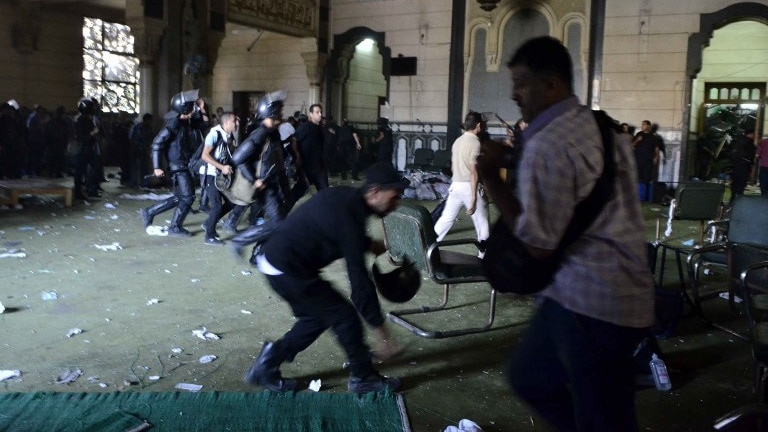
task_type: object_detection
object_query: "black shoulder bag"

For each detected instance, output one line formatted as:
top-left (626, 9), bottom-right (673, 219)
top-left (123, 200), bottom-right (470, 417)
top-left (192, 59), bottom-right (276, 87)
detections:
top-left (482, 110), bottom-right (619, 295)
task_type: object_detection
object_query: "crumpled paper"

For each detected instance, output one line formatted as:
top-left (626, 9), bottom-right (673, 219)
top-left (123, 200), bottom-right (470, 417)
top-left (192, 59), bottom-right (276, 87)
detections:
top-left (0, 370), bottom-right (21, 382)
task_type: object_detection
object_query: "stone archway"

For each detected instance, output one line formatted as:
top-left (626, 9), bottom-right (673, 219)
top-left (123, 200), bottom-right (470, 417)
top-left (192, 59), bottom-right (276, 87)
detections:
top-left (326, 27), bottom-right (391, 122)
top-left (682, 2), bottom-right (768, 180)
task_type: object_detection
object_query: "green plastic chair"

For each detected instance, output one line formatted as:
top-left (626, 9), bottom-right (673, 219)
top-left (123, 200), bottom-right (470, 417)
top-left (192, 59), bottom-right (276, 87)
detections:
top-left (381, 203), bottom-right (494, 338)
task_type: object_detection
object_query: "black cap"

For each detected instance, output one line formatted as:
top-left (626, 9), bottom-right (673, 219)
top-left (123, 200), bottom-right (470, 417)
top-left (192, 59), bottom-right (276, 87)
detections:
top-left (364, 162), bottom-right (409, 191)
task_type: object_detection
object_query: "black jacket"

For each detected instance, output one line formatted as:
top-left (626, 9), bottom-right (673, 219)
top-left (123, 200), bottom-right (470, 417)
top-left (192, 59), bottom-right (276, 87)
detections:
top-left (262, 187), bottom-right (384, 327)
top-left (151, 113), bottom-right (208, 171)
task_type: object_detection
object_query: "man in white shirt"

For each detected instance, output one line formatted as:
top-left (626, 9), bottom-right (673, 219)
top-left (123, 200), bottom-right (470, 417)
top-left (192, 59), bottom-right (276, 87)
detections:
top-left (433, 111), bottom-right (490, 256)
top-left (200, 112), bottom-right (237, 245)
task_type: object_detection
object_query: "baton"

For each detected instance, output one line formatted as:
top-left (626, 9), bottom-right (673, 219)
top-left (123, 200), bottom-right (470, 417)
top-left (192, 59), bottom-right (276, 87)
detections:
top-left (494, 113), bottom-right (514, 132)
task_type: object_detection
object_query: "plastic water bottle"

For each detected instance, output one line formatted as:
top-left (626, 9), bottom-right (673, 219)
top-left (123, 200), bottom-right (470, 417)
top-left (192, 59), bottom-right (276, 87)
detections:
top-left (649, 353), bottom-right (672, 391)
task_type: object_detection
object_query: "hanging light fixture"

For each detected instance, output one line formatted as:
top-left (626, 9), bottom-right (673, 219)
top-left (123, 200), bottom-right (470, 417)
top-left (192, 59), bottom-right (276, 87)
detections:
top-left (476, 0), bottom-right (500, 12)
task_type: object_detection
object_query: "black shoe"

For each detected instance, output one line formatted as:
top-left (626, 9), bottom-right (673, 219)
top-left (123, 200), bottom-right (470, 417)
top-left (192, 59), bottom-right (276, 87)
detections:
top-left (347, 373), bottom-right (401, 393)
top-left (205, 237), bottom-right (223, 246)
top-left (167, 226), bottom-right (192, 237)
top-left (140, 208), bottom-right (153, 228)
top-left (244, 342), bottom-right (296, 392)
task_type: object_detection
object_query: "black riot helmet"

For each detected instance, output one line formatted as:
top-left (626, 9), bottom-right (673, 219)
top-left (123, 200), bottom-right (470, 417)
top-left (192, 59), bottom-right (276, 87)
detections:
top-left (77, 97), bottom-right (96, 115)
top-left (371, 259), bottom-right (421, 303)
top-left (170, 89), bottom-right (199, 115)
top-left (255, 90), bottom-right (286, 121)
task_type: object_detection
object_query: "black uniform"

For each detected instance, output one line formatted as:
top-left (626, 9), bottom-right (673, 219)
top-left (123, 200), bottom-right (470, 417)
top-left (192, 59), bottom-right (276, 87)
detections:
top-left (141, 112), bottom-right (208, 234)
top-left (258, 186), bottom-right (384, 379)
top-left (74, 114), bottom-right (100, 198)
top-left (229, 123), bottom-right (289, 255)
top-left (289, 121), bottom-right (328, 207)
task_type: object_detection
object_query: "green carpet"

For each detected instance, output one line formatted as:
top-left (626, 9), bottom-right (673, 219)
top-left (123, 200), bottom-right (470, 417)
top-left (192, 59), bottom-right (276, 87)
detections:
top-left (0, 391), bottom-right (411, 432)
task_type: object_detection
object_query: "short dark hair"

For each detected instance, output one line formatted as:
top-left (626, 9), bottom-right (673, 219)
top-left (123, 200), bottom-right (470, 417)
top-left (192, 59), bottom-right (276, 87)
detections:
top-left (507, 36), bottom-right (573, 93)
top-left (309, 104), bottom-right (322, 114)
top-left (463, 111), bottom-right (485, 131)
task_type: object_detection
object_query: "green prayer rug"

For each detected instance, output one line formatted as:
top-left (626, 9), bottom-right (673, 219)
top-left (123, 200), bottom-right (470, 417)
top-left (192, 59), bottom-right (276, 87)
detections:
top-left (0, 391), bottom-right (411, 432)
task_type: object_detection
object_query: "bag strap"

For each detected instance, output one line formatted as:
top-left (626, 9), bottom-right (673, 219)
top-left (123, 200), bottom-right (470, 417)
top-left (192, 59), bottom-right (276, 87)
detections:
top-left (557, 110), bottom-right (619, 250)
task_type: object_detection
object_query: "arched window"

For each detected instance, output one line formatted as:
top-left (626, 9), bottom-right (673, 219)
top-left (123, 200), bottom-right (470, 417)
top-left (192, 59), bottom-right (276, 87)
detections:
top-left (82, 17), bottom-right (139, 113)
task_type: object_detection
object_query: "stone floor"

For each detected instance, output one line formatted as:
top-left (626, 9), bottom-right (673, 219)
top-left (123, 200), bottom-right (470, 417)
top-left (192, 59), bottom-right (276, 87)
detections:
top-left (0, 172), bottom-right (761, 431)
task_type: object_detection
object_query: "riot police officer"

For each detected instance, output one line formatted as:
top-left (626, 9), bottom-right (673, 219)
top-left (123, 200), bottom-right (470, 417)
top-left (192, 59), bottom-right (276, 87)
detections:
top-left (140, 89), bottom-right (209, 236)
top-left (73, 97), bottom-right (101, 199)
top-left (229, 90), bottom-right (290, 260)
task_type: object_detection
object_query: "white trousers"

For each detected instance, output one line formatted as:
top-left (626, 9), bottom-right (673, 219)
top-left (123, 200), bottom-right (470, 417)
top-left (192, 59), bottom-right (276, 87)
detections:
top-left (434, 181), bottom-right (489, 242)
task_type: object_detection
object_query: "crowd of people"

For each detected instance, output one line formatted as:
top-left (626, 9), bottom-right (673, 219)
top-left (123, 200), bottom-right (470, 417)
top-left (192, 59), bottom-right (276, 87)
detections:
top-left (9, 34), bottom-right (765, 431)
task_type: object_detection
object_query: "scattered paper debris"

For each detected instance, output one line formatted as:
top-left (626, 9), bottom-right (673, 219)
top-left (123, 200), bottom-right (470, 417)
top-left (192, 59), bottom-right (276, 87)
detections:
top-left (240, 310), bottom-right (252, 315)
top-left (0, 370), bottom-right (21, 382)
top-left (146, 225), bottom-right (169, 236)
top-left (192, 327), bottom-right (220, 340)
top-left (41, 291), bottom-right (58, 301)
top-left (190, 278), bottom-right (201, 283)
top-left (175, 383), bottom-right (203, 392)
top-left (0, 251), bottom-right (26, 258)
top-left (146, 298), bottom-right (160, 305)
top-left (94, 242), bottom-right (122, 251)
top-left (309, 379), bottom-right (322, 392)
top-left (148, 375), bottom-right (161, 381)
top-left (118, 192), bottom-right (174, 201)
top-left (0, 301), bottom-right (4, 314)
top-left (55, 369), bottom-right (83, 384)
top-left (171, 347), bottom-right (183, 354)
top-left (99, 383), bottom-right (108, 388)
top-left (87, 376), bottom-right (100, 383)
top-left (199, 355), bottom-right (217, 364)
top-left (18, 226), bottom-right (35, 231)
top-left (66, 328), bottom-right (83, 338)
top-left (104, 203), bottom-right (116, 209)
top-left (241, 270), bottom-right (252, 276)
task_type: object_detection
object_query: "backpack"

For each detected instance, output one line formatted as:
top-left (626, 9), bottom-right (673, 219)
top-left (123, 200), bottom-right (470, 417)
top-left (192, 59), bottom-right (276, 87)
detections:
top-left (188, 141), bottom-right (206, 176)
top-left (189, 131), bottom-right (227, 175)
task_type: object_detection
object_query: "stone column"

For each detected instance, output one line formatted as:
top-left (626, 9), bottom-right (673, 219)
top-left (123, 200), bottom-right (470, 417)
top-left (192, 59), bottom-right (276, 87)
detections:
top-left (332, 48), bottom-right (352, 120)
top-left (301, 52), bottom-right (328, 106)
top-left (126, 0), bottom-right (167, 116)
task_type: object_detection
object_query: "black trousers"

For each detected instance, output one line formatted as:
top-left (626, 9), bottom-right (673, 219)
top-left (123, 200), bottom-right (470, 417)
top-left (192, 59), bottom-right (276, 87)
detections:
top-left (202, 176), bottom-right (235, 236)
top-left (265, 272), bottom-right (376, 378)
top-left (289, 168), bottom-right (328, 210)
top-left (231, 186), bottom-right (286, 247)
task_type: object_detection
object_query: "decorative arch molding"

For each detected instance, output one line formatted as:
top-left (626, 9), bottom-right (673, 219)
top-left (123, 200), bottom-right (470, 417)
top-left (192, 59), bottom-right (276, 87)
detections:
top-left (681, 2), bottom-right (768, 179)
top-left (686, 2), bottom-right (768, 78)
top-left (326, 26), bottom-right (391, 119)
top-left (493, 2), bottom-right (557, 71)
top-left (559, 13), bottom-right (587, 43)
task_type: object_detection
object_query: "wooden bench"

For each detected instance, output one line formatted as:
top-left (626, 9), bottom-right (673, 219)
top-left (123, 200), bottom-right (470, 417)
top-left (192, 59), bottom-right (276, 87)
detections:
top-left (0, 178), bottom-right (73, 208)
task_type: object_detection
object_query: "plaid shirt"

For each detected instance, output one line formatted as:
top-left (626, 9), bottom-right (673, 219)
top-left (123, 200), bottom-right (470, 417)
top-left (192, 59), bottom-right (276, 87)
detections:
top-left (516, 97), bottom-right (654, 328)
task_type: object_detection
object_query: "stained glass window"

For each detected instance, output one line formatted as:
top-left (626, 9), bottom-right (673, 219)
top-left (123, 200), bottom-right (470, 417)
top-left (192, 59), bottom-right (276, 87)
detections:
top-left (82, 17), bottom-right (139, 113)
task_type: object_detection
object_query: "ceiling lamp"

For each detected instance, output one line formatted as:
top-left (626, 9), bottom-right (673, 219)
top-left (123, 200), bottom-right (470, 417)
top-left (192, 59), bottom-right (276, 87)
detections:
top-left (477, 0), bottom-right (500, 11)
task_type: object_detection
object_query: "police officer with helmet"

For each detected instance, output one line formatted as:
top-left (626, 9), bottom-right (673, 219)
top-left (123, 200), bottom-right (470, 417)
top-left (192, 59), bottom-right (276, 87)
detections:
top-left (140, 89), bottom-right (209, 236)
top-left (228, 90), bottom-right (291, 260)
top-left (73, 97), bottom-right (102, 199)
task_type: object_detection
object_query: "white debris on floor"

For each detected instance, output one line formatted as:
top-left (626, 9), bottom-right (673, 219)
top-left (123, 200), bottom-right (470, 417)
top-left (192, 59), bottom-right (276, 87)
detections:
top-left (192, 327), bottom-right (220, 340)
top-left (0, 370), bottom-right (21, 382)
